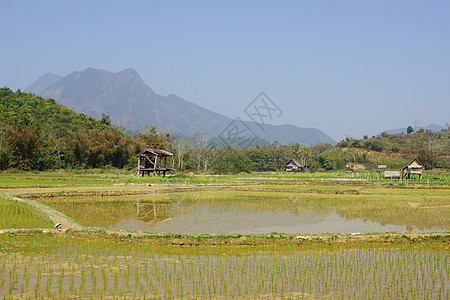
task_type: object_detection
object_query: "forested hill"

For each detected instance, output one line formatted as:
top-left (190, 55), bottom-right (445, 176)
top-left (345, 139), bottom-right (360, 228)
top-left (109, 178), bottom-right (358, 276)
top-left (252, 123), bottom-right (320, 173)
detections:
top-left (0, 87), bottom-right (164, 170)
top-left (0, 87), bottom-right (108, 133)
top-left (1, 87), bottom-right (447, 173)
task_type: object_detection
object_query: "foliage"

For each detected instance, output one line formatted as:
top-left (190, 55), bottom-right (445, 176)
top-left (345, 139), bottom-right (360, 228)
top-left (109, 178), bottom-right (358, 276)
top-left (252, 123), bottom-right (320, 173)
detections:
top-left (407, 125), bottom-right (414, 134)
top-left (418, 148), bottom-right (437, 170)
top-left (0, 197), bottom-right (53, 229)
top-left (7, 126), bottom-right (43, 170)
top-left (0, 88), bottom-right (162, 170)
top-left (364, 139), bottom-right (384, 151)
top-left (0, 87), bottom-right (448, 173)
top-left (210, 146), bottom-right (252, 174)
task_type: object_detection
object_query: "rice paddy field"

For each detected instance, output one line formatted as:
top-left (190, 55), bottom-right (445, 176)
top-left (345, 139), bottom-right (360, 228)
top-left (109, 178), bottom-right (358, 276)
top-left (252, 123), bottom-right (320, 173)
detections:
top-left (0, 170), bottom-right (449, 299)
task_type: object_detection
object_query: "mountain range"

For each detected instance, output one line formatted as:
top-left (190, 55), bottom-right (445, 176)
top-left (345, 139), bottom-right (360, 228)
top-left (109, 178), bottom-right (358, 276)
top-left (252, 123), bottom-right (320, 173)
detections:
top-left (25, 68), bottom-right (336, 146)
top-left (383, 124), bottom-right (445, 135)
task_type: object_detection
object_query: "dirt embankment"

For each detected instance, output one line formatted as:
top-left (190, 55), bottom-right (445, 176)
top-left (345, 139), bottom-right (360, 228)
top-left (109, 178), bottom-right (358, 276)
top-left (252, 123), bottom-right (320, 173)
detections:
top-left (3, 194), bottom-right (83, 231)
top-left (1, 228), bottom-right (448, 247)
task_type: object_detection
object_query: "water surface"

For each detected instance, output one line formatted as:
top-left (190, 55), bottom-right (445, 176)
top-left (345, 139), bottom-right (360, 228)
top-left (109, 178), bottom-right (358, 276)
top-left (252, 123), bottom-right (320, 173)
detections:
top-left (39, 191), bottom-right (449, 234)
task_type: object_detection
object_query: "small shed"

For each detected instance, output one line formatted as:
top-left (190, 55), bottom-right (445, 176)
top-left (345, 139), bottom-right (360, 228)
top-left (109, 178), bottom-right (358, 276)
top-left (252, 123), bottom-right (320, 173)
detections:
top-left (402, 157), bottom-right (423, 179)
top-left (377, 165), bottom-right (387, 172)
top-left (285, 159), bottom-right (304, 172)
top-left (384, 171), bottom-right (400, 179)
top-left (136, 148), bottom-right (175, 177)
top-left (346, 165), bottom-right (354, 173)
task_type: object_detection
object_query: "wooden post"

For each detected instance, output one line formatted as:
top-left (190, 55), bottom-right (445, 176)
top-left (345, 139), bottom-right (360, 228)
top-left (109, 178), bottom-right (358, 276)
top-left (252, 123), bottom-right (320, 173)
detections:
top-left (136, 156), bottom-right (141, 177)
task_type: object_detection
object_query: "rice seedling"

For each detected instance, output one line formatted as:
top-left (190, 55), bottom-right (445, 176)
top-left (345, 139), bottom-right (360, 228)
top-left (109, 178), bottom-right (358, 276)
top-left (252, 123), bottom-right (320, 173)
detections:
top-left (1, 171), bottom-right (449, 298)
top-left (1, 233), bottom-right (442, 299)
top-left (0, 196), bottom-right (53, 229)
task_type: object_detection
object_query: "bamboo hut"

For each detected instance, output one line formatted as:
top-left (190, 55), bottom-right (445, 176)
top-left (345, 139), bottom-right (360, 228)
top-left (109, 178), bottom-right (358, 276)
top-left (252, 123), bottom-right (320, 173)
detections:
top-left (402, 157), bottom-right (423, 179)
top-left (136, 148), bottom-right (175, 177)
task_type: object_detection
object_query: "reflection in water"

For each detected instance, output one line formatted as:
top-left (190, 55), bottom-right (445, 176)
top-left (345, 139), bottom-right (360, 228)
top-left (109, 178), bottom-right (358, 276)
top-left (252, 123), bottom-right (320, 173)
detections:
top-left (40, 192), bottom-right (448, 234)
top-left (110, 199), bottom-right (442, 234)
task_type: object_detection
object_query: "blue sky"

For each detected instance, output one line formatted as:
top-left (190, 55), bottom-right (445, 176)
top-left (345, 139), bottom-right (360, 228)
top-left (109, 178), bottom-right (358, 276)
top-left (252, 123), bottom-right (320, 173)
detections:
top-left (1, 1), bottom-right (449, 141)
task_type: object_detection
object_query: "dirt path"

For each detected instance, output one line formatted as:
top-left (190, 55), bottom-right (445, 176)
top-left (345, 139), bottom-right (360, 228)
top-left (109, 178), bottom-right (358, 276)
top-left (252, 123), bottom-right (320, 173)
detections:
top-left (2, 193), bottom-right (84, 231)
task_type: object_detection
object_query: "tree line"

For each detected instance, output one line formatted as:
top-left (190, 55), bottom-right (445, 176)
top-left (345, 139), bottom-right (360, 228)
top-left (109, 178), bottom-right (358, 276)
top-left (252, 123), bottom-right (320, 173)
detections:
top-left (1, 88), bottom-right (447, 173)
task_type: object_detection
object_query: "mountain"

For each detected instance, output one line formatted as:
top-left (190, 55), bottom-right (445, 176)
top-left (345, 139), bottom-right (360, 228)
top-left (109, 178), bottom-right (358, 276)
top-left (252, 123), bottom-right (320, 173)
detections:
top-left (25, 68), bottom-right (336, 146)
top-left (383, 124), bottom-right (445, 135)
top-left (25, 73), bottom-right (62, 96)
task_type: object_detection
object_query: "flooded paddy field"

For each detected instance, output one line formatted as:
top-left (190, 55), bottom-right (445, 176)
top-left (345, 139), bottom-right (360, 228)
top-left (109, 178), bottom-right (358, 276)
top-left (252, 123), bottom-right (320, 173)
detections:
top-left (1, 233), bottom-right (449, 299)
top-left (28, 189), bottom-right (450, 234)
top-left (1, 171), bottom-right (449, 298)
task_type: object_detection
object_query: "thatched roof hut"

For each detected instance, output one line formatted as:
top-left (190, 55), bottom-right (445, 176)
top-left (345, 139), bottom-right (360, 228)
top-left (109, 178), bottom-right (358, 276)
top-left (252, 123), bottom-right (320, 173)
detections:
top-left (402, 157), bottom-right (423, 179)
top-left (285, 159), bottom-right (304, 172)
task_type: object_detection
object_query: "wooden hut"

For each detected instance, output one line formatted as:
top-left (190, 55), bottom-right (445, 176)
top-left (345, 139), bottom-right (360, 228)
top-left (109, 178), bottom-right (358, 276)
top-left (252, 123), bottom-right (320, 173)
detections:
top-left (402, 157), bottom-right (423, 179)
top-left (136, 149), bottom-right (175, 177)
top-left (285, 159), bottom-right (304, 172)
top-left (377, 165), bottom-right (387, 172)
top-left (384, 171), bottom-right (400, 179)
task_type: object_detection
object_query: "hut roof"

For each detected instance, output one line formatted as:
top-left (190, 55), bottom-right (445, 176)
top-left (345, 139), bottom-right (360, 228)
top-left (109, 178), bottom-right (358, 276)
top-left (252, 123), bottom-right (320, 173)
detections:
top-left (140, 148), bottom-right (174, 157)
top-left (286, 159), bottom-right (302, 168)
top-left (402, 157), bottom-right (423, 170)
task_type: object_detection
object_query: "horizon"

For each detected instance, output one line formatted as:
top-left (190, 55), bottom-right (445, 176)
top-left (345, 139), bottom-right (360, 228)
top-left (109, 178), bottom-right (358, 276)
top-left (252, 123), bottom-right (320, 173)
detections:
top-left (1, 1), bottom-right (449, 141)
top-left (22, 66), bottom-right (446, 142)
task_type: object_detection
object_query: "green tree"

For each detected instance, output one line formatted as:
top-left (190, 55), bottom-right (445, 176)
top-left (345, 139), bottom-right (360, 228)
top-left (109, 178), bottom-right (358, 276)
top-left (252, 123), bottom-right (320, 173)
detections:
top-left (418, 148), bottom-right (436, 170)
top-left (365, 140), bottom-right (384, 152)
top-left (322, 157), bottom-right (336, 170)
top-left (407, 126), bottom-right (414, 134)
top-left (8, 126), bottom-right (43, 170)
top-left (134, 126), bottom-right (166, 151)
top-left (211, 146), bottom-right (252, 174)
top-left (100, 113), bottom-right (111, 126)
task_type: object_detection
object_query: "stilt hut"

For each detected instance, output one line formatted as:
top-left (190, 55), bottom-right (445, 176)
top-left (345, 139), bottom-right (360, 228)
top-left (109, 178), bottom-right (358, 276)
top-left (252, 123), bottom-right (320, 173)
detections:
top-left (136, 149), bottom-right (175, 177)
top-left (402, 157), bottom-right (423, 179)
top-left (285, 159), bottom-right (304, 172)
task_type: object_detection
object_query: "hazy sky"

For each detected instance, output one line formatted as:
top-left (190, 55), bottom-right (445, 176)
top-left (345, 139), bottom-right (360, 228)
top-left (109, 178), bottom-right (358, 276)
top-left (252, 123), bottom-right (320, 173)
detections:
top-left (1, 1), bottom-right (449, 141)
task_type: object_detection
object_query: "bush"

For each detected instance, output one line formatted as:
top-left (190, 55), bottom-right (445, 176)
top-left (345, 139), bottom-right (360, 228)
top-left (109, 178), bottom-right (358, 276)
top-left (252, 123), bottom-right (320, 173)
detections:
top-left (418, 148), bottom-right (436, 170)
top-left (365, 140), bottom-right (384, 152)
top-left (391, 144), bottom-right (400, 153)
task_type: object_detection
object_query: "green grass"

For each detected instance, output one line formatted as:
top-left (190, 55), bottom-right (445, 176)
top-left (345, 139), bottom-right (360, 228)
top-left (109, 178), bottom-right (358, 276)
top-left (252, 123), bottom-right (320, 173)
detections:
top-left (0, 233), bottom-right (448, 299)
top-left (362, 187), bottom-right (450, 195)
top-left (0, 197), bottom-right (53, 229)
top-left (1, 169), bottom-right (449, 298)
top-left (121, 173), bottom-right (235, 184)
top-left (236, 184), bottom-right (364, 191)
top-left (0, 178), bottom-right (114, 186)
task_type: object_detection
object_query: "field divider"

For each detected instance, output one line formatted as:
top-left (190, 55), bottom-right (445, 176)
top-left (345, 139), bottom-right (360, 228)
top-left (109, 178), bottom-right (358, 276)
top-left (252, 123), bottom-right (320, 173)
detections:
top-left (1, 193), bottom-right (84, 231)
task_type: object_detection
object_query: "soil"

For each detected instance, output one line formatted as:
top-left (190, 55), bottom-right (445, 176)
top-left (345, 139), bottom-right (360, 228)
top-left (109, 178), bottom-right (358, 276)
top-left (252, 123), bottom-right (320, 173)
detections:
top-left (1, 228), bottom-right (448, 247)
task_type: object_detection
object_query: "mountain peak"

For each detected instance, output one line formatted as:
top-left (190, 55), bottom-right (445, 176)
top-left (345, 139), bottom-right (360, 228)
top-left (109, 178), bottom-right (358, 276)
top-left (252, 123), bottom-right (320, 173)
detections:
top-left (25, 73), bottom-right (62, 94)
top-left (38, 72), bottom-right (62, 80)
top-left (25, 68), bottom-right (336, 145)
top-left (116, 68), bottom-right (143, 81)
top-left (118, 68), bottom-right (138, 75)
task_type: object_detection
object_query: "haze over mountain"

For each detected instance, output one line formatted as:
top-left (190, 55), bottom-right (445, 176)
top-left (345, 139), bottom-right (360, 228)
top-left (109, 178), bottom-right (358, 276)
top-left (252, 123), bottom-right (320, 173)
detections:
top-left (25, 68), bottom-right (336, 146)
top-left (383, 124), bottom-right (445, 135)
